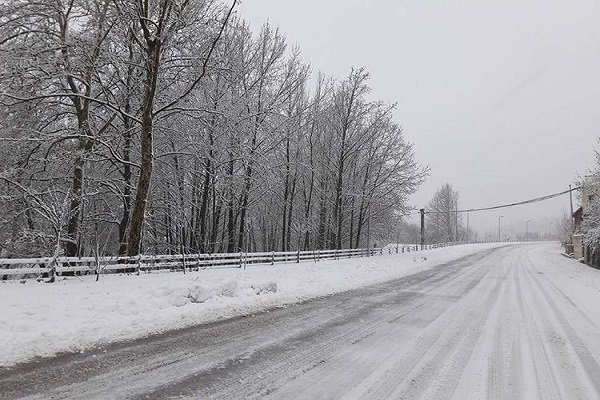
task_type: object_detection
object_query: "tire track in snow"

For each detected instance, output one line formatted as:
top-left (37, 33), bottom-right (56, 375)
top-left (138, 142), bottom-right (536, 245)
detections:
top-left (128, 251), bottom-right (498, 400)
top-left (198, 250), bottom-right (501, 400)
top-left (399, 257), bottom-right (508, 400)
top-left (486, 250), bottom-right (525, 400)
top-left (7, 245), bottom-right (600, 400)
top-left (513, 258), bottom-right (563, 400)
top-left (340, 252), bottom-right (505, 400)
top-left (522, 256), bottom-right (600, 399)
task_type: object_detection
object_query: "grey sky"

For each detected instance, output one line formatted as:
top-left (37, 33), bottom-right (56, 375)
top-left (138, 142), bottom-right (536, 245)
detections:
top-left (238, 0), bottom-right (600, 238)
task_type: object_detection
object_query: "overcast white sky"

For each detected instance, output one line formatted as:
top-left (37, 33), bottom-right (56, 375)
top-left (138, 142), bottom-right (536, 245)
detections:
top-left (238, 0), bottom-right (600, 238)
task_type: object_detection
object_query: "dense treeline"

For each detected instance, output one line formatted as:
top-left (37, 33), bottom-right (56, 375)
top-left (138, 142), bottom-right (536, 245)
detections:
top-left (0, 0), bottom-right (427, 258)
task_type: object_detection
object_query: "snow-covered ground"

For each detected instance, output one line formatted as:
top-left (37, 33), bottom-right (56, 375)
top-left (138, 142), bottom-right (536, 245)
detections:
top-left (0, 243), bottom-right (505, 367)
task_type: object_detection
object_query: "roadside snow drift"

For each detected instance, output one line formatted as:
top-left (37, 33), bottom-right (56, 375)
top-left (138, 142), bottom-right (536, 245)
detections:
top-left (0, 243), bottom-right (506, 367)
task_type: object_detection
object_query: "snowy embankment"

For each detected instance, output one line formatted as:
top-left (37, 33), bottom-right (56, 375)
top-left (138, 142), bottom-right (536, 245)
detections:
top-left (0, 243), bottom-right (505, 367)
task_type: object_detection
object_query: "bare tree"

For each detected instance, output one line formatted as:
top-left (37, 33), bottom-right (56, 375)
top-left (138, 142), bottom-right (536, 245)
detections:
top-left (427, 184), bottom-right (462, 243)
top-left (0, 1), bottom-right (428, 259)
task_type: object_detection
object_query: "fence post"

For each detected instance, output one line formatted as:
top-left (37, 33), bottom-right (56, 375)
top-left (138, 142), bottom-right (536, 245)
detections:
top-left (271, 251), bottom-right (275, 265)
top-left (297, 250), bottom-right (300, 263)
top-left (134, 255), bottom-right (141, 275)
top-left (380, 248), bottom-right (383, 255)
top-left (239, 252), bottom-right (243, 268)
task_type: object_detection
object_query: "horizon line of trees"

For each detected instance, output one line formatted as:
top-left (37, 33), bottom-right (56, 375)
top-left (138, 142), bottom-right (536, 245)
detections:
top-left (0, 0), bottom-right (428, 258)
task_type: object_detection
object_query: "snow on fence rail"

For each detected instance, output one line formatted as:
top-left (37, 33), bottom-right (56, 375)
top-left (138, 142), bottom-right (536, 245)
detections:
top-left (0, 242), bottom-right (459, 280)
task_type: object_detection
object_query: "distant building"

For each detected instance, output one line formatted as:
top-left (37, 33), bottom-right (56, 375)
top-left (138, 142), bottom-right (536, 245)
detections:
top-left (572, 176), bottom-right (600, 264)
top-left (581, 176), bottom-right (600, 211)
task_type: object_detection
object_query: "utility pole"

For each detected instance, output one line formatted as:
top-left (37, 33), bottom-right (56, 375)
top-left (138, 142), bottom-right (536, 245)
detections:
top-left (466, 211), bottom-right (470, 243)
top-left (526, 219), bottom-right (531, 242)
top-left (420, 208), bottom-right (425, 246)
top-left (455, 204), bottom-right (459, 242)
top-left (569, 184), bottom-right (574, 217)
top-left (498, 215), bottom-right (504, 242)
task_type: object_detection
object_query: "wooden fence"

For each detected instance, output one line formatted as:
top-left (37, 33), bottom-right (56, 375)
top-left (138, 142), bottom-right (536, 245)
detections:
top-left (0, 242), bottom-right (461, 281)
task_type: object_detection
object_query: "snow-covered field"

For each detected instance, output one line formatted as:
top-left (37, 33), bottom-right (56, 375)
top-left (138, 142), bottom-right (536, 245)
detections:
top-left (0, 243), bottom-right (505, 367)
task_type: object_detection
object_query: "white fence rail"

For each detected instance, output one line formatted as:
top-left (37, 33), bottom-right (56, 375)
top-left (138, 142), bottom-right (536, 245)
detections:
top-left (0, 242), bottom-right (460, 280)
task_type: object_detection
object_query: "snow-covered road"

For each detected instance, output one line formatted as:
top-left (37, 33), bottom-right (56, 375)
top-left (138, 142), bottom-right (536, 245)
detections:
top-left (3, 243), bottom-right (600, 399)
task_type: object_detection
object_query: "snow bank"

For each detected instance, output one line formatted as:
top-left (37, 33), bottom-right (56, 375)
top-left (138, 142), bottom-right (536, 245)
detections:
top-left (0, 243), bottom-right (505, 367)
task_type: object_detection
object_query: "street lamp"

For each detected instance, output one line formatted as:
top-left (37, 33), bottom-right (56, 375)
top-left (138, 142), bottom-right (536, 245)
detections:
top-left (498, 216), bottom-right (504, 242)
top-left (526, 219), bottom-right (531, 242)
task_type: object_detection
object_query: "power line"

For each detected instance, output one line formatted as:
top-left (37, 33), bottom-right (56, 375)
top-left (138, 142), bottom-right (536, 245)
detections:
top-left (422, 186), bottom-right (581, 215)
top-left (410, 186), bottom-right (581, 246)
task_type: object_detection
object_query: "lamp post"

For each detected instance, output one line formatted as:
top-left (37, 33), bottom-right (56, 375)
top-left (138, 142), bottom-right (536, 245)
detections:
top-left (498, 215), bottom-right (504, 242)
top-left (526, 219), bottom-right (531, 242)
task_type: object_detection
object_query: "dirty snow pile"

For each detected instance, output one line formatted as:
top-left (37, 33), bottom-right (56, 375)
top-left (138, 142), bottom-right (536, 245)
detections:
top-left (0, 243), bottom-right (505, 367)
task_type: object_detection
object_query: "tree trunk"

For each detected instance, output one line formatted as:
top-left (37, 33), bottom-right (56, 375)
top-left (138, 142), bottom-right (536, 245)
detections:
top-left (197, 124), bottom-right (215, 253)
top-left (281, 138), bottom-right (290, 251)
top-left (117, 135), bottom-right (132, 255)
top-left (286, 171), bottom-right (297, 251)
top-left (210, 187), bottom-right (223, 253)
top-left (127, 41), bottom-right (161, 257)
top-left (65, 119), bottom-right (94, 257)
top-left (333, 129), bottom-right (347, 250)
top-left (317, 196), bottom-right (328, 250)
top-left (237, 130), bottom-right (258, 252)
top-left (236, 162), bottom-right (252, 252)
